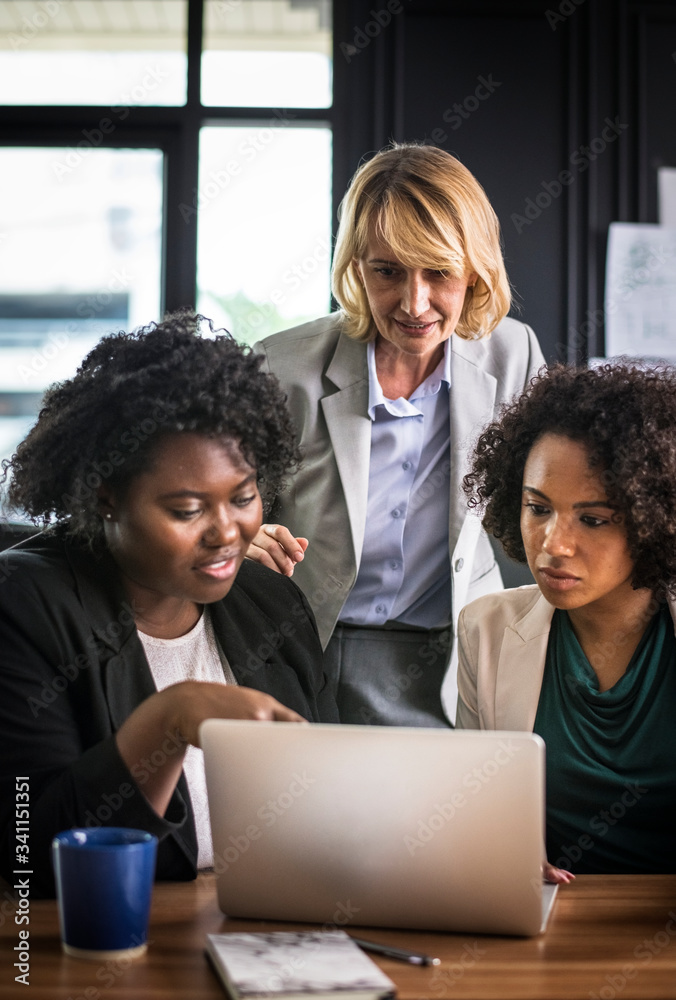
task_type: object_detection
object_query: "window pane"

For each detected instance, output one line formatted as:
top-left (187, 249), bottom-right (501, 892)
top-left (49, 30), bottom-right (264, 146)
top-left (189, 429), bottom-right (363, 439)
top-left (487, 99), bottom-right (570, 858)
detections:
top-left (0, 147), bottom-right (163, 504)
top-left (0, 0), bottom-right (187, 106)
top-left (202, 0), bottom-right (331, 108)
top-left (196, 125), bottom-right (332, 345)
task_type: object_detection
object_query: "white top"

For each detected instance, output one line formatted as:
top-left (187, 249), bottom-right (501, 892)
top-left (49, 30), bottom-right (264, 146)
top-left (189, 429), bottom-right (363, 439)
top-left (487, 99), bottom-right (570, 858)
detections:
top-left (138, 607), bottom-right (237, 868)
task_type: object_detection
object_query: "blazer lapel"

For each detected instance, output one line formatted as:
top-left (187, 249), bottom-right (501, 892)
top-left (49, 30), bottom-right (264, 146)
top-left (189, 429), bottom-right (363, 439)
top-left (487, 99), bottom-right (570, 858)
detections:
top-left (103, 641), bottom-right (158, 731)
top-left (448, 340), bottom-right (498, 555)
top-left (210, 591), bottom-right (314, 717)
top-left (67, 548), bottom-right (197, 868)
top-left (66, 544), bottom-right (155, 729)
top-left (494, 594), bottom-right (554, 731)
top-left (321, 335), bottom-right (371, 566)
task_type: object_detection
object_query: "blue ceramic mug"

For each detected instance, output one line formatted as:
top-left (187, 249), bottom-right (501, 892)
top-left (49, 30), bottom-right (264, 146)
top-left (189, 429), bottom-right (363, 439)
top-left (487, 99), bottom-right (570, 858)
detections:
top-left (52, 827), bottom-right (157, 960)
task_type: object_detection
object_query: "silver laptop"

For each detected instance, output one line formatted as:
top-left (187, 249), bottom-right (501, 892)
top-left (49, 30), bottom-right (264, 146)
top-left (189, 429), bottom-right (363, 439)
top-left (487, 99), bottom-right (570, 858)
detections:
top-left (201, 721), bottom-right (557, 937)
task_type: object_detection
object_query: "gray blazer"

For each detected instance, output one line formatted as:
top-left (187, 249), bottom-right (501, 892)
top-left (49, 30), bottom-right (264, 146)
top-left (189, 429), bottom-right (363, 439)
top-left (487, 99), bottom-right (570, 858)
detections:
top-left (256, 312), bottom-right (545, 721)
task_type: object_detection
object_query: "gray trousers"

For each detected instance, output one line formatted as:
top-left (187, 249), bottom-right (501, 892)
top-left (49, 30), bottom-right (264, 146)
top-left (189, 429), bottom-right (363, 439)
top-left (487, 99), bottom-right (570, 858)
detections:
top-left (324, 623), bottom-right (453, 727)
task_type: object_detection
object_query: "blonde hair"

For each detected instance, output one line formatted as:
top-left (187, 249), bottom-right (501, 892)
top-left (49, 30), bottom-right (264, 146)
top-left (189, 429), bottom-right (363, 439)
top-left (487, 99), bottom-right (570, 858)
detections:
top-left (332, 143), bottom-right (511, 341)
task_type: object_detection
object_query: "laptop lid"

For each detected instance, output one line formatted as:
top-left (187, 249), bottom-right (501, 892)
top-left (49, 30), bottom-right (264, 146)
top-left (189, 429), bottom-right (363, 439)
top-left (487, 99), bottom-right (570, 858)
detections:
top-left (201, 721), bottom-right (552, 936)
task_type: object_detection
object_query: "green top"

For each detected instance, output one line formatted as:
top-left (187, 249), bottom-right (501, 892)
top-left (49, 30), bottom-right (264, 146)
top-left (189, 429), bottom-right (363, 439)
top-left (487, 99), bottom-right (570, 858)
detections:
top-left (533, 606), bottom-right (676, 874)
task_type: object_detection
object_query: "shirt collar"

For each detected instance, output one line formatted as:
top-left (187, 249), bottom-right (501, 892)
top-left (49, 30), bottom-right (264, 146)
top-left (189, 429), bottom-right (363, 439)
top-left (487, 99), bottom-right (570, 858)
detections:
top-left (366, 338), bottom-right (452, 419)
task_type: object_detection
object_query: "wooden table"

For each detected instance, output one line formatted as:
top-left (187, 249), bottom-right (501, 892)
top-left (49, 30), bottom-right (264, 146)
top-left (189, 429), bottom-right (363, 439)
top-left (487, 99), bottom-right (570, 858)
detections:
top-left (1, 873), bottom-right (675, 999)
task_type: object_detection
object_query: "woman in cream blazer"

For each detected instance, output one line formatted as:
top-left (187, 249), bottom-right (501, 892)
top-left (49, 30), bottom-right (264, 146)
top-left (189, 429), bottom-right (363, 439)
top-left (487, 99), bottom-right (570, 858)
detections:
top-left (457, 362), bottom-right (676, 878)
top-left (458, 585), bottom-right (676, 730)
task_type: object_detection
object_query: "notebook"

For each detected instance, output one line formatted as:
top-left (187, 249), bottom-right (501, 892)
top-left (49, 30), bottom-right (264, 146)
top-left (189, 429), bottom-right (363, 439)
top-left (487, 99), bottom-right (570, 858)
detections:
top-left (205, 931), bottom-right (396, 999)
top-left (201, 721), bottom-right (557, 937)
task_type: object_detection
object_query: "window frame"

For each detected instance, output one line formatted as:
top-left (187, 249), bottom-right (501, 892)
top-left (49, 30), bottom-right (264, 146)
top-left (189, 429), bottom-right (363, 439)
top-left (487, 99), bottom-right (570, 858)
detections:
top-left (0, 0), bottom-right (343, 316)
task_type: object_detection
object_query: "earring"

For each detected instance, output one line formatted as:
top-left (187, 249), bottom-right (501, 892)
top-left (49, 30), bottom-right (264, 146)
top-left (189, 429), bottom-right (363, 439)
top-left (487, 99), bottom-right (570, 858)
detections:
top-left (104, 513), bottom-right (112, 521)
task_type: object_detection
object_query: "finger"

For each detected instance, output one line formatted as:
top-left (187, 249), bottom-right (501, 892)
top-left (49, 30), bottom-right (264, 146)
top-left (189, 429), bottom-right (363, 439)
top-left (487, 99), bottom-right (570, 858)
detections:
top-left (235, 693), bottom-right (306, 724)
top-left (543, 862), bottom-right (575, 884)
top-left (249, 528), bottom-right (299, 575)
top-left (271, 704), bottom-right (308, 722)
top-left (263, 524), bottom-right (307, 563)
top-left (246, 542), bottom-right (289, 575)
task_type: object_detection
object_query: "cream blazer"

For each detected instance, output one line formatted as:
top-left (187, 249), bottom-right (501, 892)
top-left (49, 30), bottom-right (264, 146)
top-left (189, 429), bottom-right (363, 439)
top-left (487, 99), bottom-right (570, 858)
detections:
top-left (456, 585), bottom-right (676, 730)
top-left (256, 313), bottom-right (545, 724)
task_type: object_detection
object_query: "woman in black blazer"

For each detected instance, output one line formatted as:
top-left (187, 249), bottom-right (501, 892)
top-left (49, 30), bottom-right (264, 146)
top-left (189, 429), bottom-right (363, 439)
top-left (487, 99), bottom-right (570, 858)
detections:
top-left (0, 313), bottom-right (338, 896)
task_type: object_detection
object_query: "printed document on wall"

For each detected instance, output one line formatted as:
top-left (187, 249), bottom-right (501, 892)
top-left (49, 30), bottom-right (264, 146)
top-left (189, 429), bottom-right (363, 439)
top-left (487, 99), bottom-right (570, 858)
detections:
top-left (658, 167), bottom-right (676, 227)
top-left (605, 222), bottom-right (676, 361)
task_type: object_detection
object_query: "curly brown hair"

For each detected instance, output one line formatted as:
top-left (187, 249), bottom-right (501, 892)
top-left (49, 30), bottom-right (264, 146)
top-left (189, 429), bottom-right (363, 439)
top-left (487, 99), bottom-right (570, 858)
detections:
top-left (463, 362), bottom-right (676, 594)
top-left (3, 312), bottom-right (301, 549)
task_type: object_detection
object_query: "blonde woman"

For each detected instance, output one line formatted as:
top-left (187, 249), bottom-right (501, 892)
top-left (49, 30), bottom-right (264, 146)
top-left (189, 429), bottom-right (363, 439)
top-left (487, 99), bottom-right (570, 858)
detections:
top-left (250, 142), bottom-right (544, 727)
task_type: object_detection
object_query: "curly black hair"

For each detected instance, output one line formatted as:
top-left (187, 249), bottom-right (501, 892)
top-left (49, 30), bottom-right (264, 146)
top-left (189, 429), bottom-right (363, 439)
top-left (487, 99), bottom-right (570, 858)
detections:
top-left (3, 312), bottom-right (300, 549)
top-left (463, 362), bottom-right (676, 594)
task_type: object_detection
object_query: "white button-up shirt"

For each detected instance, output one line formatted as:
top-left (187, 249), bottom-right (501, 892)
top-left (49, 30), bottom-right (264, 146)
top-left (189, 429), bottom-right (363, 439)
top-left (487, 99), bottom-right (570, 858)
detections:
top-left (339, 338), bottom-right (452, 628)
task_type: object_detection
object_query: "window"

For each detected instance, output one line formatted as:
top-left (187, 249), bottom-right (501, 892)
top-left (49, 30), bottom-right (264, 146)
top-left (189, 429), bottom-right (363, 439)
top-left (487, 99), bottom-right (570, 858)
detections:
top-left (0, 0), bottom-right (187, 106)
top-left (202, 0), bottom-right (331, 108)
top-left (0, 0), bottom-right (334, 510)
top-left (197, 124), bottom-right (332, 343)
top-left (0, 146), bottom-right (164, 481)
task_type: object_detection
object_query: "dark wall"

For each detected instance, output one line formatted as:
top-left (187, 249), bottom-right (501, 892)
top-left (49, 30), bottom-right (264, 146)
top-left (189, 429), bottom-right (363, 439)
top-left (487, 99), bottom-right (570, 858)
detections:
top-left (333, 0), bottom-right (676, 364)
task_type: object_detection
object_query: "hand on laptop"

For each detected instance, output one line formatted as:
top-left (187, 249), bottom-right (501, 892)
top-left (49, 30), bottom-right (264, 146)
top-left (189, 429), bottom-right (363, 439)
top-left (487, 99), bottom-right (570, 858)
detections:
top-left (543, 861), bottom-right (575, 884)
top-left (115, 683), bottom-right (306, 818)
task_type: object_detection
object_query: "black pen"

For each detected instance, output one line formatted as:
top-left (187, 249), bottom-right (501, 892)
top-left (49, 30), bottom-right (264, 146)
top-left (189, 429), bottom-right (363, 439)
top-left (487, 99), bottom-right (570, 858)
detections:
top-left (350, 936), bottom-right (441, 966)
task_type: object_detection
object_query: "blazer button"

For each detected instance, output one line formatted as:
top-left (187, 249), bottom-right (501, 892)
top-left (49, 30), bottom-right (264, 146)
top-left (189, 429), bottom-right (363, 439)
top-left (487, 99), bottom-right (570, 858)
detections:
top-left (454, 558), bottom-right (464, 572)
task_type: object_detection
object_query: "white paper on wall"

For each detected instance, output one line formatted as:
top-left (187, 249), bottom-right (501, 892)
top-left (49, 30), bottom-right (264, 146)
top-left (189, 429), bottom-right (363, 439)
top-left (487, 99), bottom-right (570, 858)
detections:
top-left (658, 167), bottom-right (676, 227)
top-left (604, 222), bottom-right (676, 361)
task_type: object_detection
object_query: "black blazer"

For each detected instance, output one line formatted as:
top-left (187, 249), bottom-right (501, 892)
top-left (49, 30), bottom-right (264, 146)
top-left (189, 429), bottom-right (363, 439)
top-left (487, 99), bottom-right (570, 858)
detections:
top-left (0, 532), bottom-right (338, 896)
